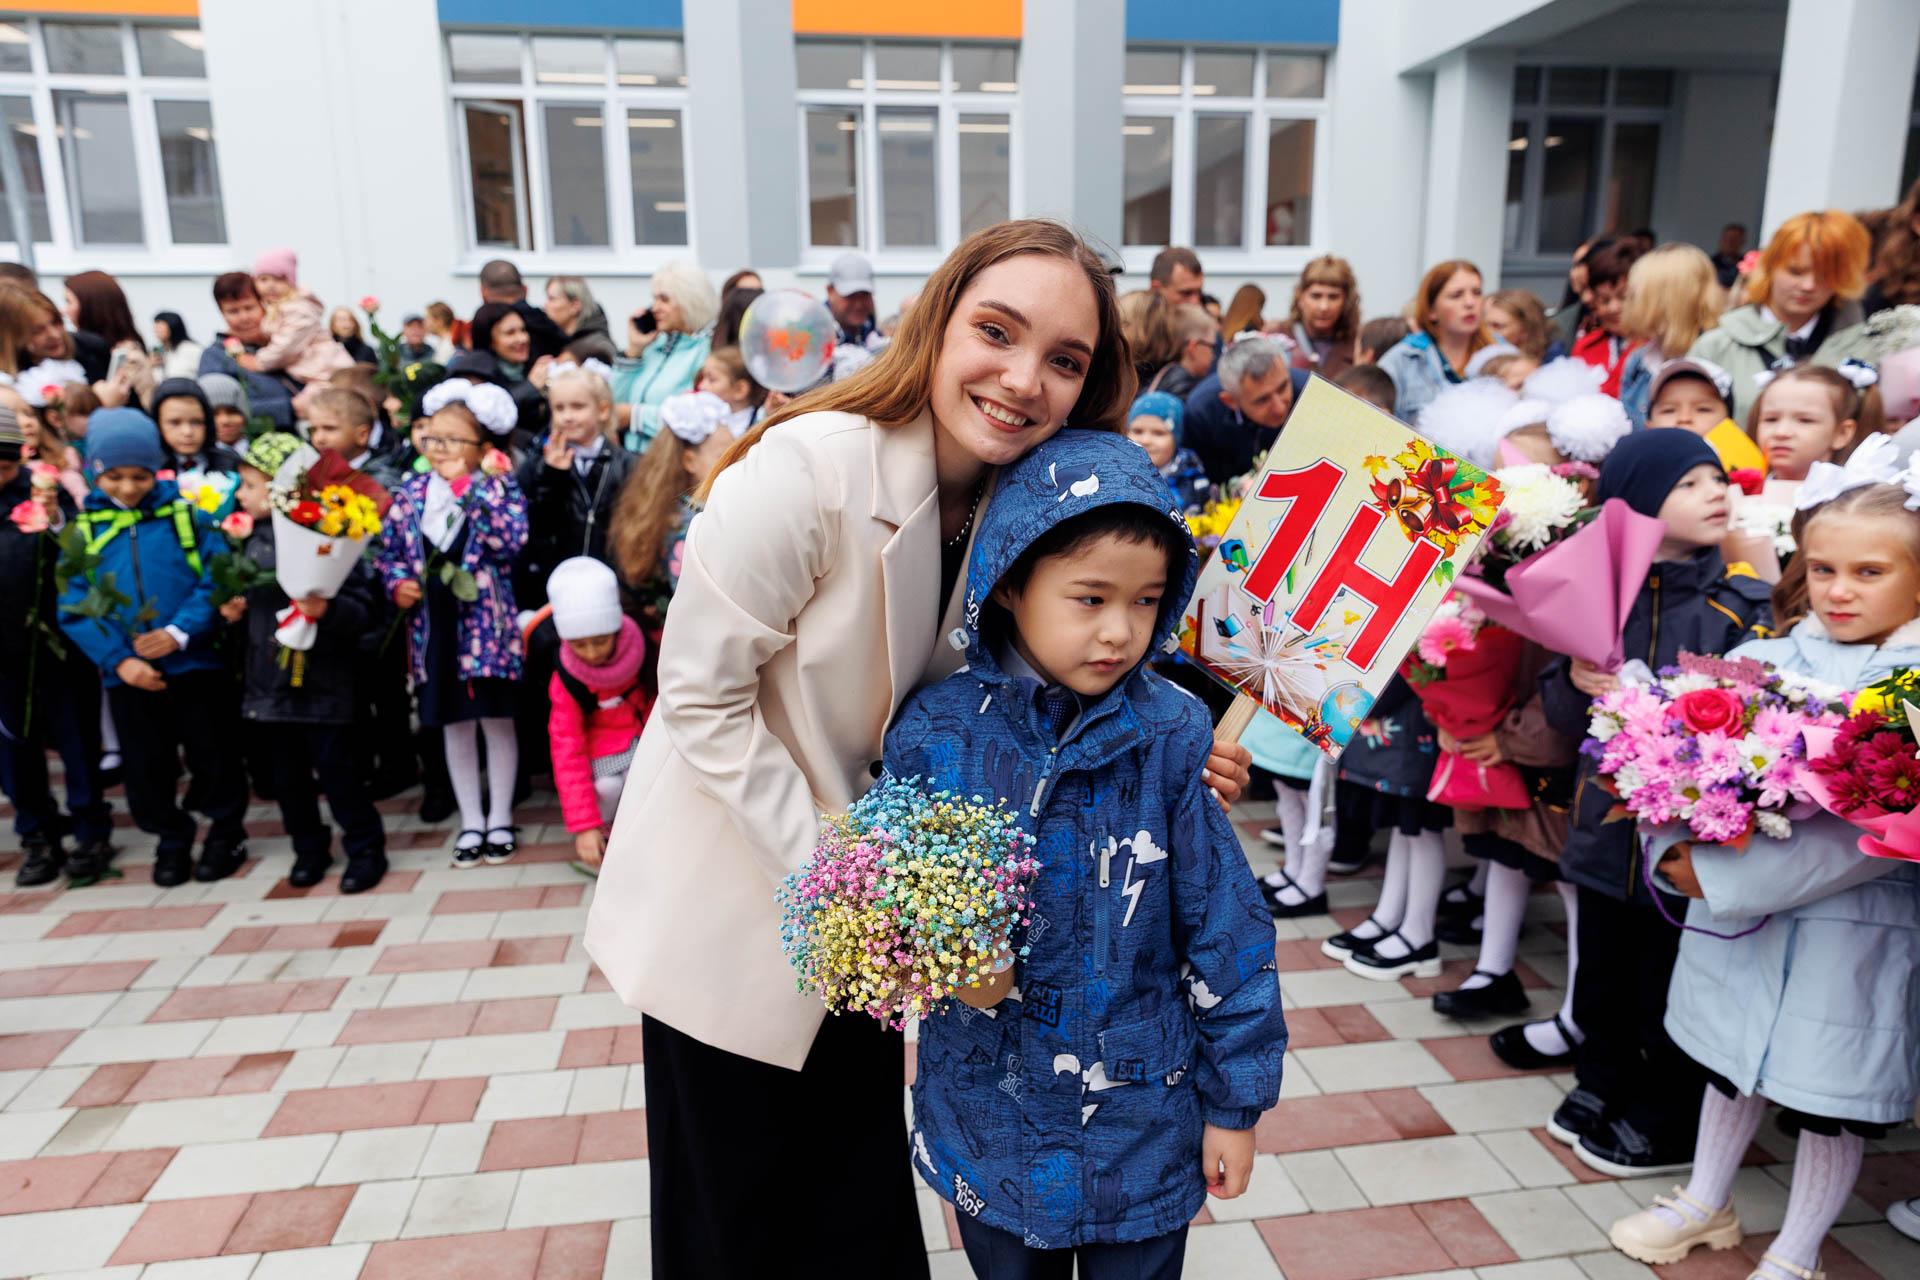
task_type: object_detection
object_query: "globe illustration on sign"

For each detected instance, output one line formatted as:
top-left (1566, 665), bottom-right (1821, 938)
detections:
top-left (1318, 682), bottom-right (1373, 748)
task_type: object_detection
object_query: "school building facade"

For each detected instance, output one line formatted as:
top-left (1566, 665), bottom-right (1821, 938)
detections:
top-left (0, 0), bottom-right (1916, 335)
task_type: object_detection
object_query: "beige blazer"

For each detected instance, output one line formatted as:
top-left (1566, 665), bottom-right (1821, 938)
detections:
top-left (584, 409), bottom-right (989, 1069)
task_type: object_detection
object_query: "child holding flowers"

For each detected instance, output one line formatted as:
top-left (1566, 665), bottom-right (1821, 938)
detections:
top-left (1524, 428), bottom-right (1776, 1177)
top-left (374, 379), bottom-right (529, 869)
top-left (56, 409), bottom-right (249, 887)
top-left (1607, 472), bottom-right (1920, 1280)
top-left (883, 431), bottom-right (1285, 1269)
top-left (544, 557), bottom-right (648, 870)
top-left (218, 432), bottom-right (387, 893)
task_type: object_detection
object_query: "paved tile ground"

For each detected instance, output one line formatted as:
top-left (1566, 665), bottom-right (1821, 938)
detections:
top-left (1, 789), bottom-right (1915, 1279)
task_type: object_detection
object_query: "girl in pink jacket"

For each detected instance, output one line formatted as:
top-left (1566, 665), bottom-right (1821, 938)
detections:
top-left (249, 247), bottom-right (355, 392)
top-left (545, 557), bottom-right (650, 868)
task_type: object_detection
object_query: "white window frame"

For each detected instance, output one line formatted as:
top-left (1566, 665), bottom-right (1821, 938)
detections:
top-left (0, 16), bottom-right (230, 276)
top-left (1120, 44), bottom-right (1331, 276)
top-left (1502, 63), bottom-right (1673, 279)
top-left (795, 39), bottom-right (1021, 274)
top-left (445, 30), bottom-right (694, 274)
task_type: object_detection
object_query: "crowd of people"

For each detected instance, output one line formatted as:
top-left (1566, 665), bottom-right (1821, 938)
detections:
top-left (4, 179), bottom-right (1920, 1279)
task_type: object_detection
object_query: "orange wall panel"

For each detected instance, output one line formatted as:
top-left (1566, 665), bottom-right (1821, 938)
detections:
top-left (792, 0), bottom-right (1019, 40)
top-left (11, 1), bottom-right (198, 15)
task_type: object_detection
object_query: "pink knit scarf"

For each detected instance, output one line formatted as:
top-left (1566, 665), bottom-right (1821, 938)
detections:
top-left (557, 614), bottom-right (645, 692)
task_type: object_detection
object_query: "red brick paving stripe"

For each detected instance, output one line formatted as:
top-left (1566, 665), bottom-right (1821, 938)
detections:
top-left (1280, 1008), bottom-right (1345, 1050)
top-left (479, 1115), bottom-right (585, 1172)
top-left (264, 1081), bottom-right (439, 1136)
top-left (576, 1109), bottom-right (647, 1162)
top-left (212, 922), bottom-right (379, 955)
top-left (1273, 939), bottom-right (1346, 972)
top-left (263, 869), bottom-right (422, 899)
top-left (433, 887), bottom-right (549, 914)
top-left (76, 1149), bottom-right (175, 1207)
top-left (1257, 1204), bottom-right (1459, 1280)
top-left (1421, 1034), bottom-right (1561, 1082)
top-left (146, 977), bottom-right (346, 1023)
top-left (494, 935), bottom-right (571, 965)
top-left (609, 1024), bottom-right (644, 1064)
top-left (1855, 1150), bottom-right (1920, 1213)
top-left (222, 1184), bottom-right (354, 1254)
top-left (372, 939), bottom-right (500, 973)
top-left (1320, 1005), bottom-right (1393, 1044)
top-left (1529, 1127), bottom-right (1612, 1183)
top-left (1412, 1197), bottom-right (1522, 1267)
top-left (1255, 1094), bottom-right (1401, 1154)
top-left (218, 1050), bottom-right (296, 1095)
top-left (106, 1192), bottom-right (252, 1265)
top-left (361, 1226), bottom-right (550, 1279)
top-left (0, 1030), bottom-right (78, 1069)
top-left (68, 1061), bottom-right (153, 1107)
top-left (558, 1028), bottom-right (613, 1069)
top-left (418, 1076), bottom-right (488, 1124)
top-left (1367, 1088), bottom-right (1453, 1140)
top-left (44, 904), bottom-right (222, 937)
top-left (0, 960), bottom-right (151, 998)
top-left (535, 1220), bottom-right (612, 1280)
top-left (333, 920), bottom-right (387, 947)
top-left (335, 1001), bottom-right (481, 1045)
top-left (0, 1153), bottom-right (115, 1215)
top-left (472, 996), bottom-right (557, 1035)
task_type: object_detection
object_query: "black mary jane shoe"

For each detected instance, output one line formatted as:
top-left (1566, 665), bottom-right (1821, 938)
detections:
top-left (1488, 1014), bottom-right (1579, 1071)
top-left (1432, 969), bottom-right (1530, 1019)
top-left (1342, 930), bottom-right (1441, 980)
top-left (451, 832), bottom-right (486, 869)
top-left (1320, 917), bottom-right (1387, 961)
top-left (482, 826), bottom-right (518, 866)
top-left (1263, 870), bottom-right (1329, 919)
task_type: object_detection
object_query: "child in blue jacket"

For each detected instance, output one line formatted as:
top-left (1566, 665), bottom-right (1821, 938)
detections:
top-left (56, 409), bottom-right (248, 887)
top-left (885, 430), bottom-right (1286, 1275)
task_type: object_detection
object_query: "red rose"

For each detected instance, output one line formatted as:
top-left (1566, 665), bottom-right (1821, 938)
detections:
top-left (1674, 687), bottom-right (1743, 735)
top-left (1728, 468), bottom-right (1764, 496)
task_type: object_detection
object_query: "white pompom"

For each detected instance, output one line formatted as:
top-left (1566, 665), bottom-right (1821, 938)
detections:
top-left (1499, 398), bottom-right (1551, 434)
top-left (1522, 357), bottom-right (1605, 407)
top-left (1414, 378), bottom-right (1518, 470)
top-left (1546, 394), bottom-right (1632, 463)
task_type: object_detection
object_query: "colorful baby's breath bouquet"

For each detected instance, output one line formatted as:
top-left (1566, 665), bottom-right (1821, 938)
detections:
top-left (778, 776), bottom-right (1041, 1029)
top-left (1585, 652), bottom-right (1849, 850)
top-left (267, 445), bottom-right (392, 651)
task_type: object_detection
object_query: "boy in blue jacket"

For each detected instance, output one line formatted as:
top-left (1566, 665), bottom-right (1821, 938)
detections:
top-left (886, 430), bottom-right (1286, 1276)
top-left (57, 409), bottom-right (249, 887)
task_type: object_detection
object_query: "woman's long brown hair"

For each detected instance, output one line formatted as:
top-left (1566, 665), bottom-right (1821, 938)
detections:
top-left (699, 218), bottom-right (1132, 501)
top-left (608, 431), bottom-right (690, 588)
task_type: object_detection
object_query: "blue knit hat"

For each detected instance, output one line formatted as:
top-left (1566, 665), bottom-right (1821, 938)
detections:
top-left (1596, 425), bottom-right (1724, 520)
top-left (1129, 390), bottom-right (1184, 435)
top-left (86, 408), bottom-right (166, 478)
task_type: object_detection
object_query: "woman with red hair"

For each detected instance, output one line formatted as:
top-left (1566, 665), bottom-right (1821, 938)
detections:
top-left (1689, 209), bottom-right (1876, 422)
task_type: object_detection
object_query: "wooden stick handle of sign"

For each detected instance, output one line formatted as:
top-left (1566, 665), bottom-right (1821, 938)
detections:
top-left (1215, 692), bottom-right (1260, 744)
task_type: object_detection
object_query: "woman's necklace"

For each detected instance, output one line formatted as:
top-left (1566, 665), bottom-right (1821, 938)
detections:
top-left (945, 476), bottom-right (987, 550)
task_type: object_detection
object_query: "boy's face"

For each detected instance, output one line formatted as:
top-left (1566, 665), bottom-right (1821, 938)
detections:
top-left (98, 466), bottom-right (155, 508)
top-left (1655, 463), bottom-right (1731, 554)
top-left (1590, 279), bottom-right (1626, 336)
top-left (307, 405), bottom-right (370, 456)
top-left (156, 398), bottom-right (206, 457)
top-left (993, 531), bottom-right (1169, 698)
top-left (213, 407), bottom-right (248, 446)
top-left (1647, 376), bottom-right (1728, 436)
top-left (236, 464), bottom-right (271, 518)
top-left (1126, 415), bottom-right (1176, 468)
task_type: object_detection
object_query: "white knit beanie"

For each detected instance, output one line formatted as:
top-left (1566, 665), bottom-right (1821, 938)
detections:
top-left (547, 557), bottom-right (623, 640)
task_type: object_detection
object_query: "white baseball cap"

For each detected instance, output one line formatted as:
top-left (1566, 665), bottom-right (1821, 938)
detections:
top-left (827, 251), bottom-right (875, 297)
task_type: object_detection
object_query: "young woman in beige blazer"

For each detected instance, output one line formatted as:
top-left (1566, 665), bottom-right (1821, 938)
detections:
top-left (584, 221), bottom-right (1251, 1276)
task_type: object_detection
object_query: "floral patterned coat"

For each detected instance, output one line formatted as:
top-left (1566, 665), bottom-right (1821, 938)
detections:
top-left (373, 471), bottom-right (530, 685)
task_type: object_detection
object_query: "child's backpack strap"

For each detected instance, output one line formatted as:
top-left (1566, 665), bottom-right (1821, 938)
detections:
top-left (160, 501), bottom-right (203, 578)
top-left (554, 663), bottom-right (643, 718)
top-left (74, 503), bottom-right (203, 578)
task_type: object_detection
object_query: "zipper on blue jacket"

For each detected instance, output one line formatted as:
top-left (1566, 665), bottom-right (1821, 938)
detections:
top-left (1029, 745), bottom-right (1055, 817)
top-left (1094, 836), bottom-right (1110, 977)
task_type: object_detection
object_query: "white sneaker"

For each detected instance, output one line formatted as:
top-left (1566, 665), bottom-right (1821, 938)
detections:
top-left (1888, 1196), bottom-right (1920, 1243)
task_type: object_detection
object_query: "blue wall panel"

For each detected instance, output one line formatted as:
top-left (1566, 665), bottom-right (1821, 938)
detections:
top-left (1126, 0), bottom-right (1339, 47)
top-left (437, 0), bottom-right (683, 32)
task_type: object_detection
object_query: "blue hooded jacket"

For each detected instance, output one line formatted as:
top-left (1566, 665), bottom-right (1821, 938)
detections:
top-left (884, 430), bottom-right (1286, 1248)
top-left (57, 479), bottom-right (225, 686)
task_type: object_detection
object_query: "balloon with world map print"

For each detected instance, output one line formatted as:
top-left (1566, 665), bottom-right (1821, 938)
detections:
top-left (740, 289), bottom-right (837, 392)
top-left (1318, 682), bottom-right (1373, 748)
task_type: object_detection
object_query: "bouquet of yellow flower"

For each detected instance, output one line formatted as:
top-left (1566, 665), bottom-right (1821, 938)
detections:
top-left (266, 445), bottom-right (393, 651)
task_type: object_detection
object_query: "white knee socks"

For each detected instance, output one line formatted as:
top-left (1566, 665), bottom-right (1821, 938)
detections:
top-left (1766, 1130), bottom-right (1864, 1276)
top-left (1465, 861), bottom-right (1528, 988)
top-left (1370, 831), bottom-right (1411, 935)
top-left (1370, 830), bottom-right (1445, 960)
top-left (1522, 882), bottom-right (1585, 1058)
top-left (1266, 788), bottom-right (1331, 906)
top-left (445, 718), bottom-right (518, 847)
top-left (480, 716), bottom-right (517, 832)
top-left (594, 770), bottom-right (626, 824)
top-left (1655, 1088), bottom-right (1767, 1227)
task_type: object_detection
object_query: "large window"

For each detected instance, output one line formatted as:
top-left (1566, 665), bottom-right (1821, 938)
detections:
top-left (796, 39), bottom-right (1017, 258)
top-left (1503, 65), bottom-right (1671, 264)
top-left (1121, 46), bottom-right (1328, 261)
top-left (0, 18), bottom-right (227, 255)
top-left (447, 31), bottom-right (692, 257)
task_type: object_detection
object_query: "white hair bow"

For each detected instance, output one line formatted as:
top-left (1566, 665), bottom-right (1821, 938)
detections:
top-left (1835, 358), bottom-right (1879, 391)
top-left (661, 390), bottom-right (731, 446)
top-left (1796, 431), bottom-right (1899, 510)
top-left (421, 379), bottom-right (519, 436)
top-left (547, 357), bottom-right (613, 382)
top-left (1902, 451), bottom-right (1920, 512)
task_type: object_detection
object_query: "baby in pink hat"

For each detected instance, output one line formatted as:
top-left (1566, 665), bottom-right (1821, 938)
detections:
top-left (249, 247), bottom-right (354, 400)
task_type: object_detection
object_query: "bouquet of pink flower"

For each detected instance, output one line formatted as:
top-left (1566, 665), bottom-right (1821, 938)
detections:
top-left (1585, 652), bottom-right (1849, 850)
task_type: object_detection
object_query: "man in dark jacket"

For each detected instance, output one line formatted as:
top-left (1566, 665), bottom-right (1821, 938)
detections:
top-left (1503, 430), bottom-right (1772, 1179)
top-left (479, 259), bottom-right (568, 362)
top-left (1181, 336), bottom-right (1301, 484)
top-left (0, 408), bottom-right (111, 885)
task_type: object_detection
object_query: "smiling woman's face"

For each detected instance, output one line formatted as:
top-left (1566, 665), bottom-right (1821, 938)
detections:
top-left (928, 254), bottom-right (1100, 470)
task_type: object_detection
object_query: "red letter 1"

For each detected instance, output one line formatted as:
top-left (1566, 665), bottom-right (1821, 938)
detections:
top-left (1240, 459), bottom-right (1345, 607)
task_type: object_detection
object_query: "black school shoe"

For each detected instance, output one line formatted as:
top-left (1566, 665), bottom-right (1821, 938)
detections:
top-left (1489, 1015), bottom-right (1580, 1071)
top-left (1546, 1087), bottom-right (1608, 1146)
top-left (340, 855), bottom-right (388, 894)
top-left (418, 786), bottom-right (457, 825)
top-left (288, 856), bottom-right (332, 889)
top-left (153, 848), bottom-right (194, 887)
top-left (1343, 931), bottom-right (1442, 980)
top-left (1432, 969), bottom-right (1530, 1019)
top-left (452, 832), bottom-right (486, 869)
top-left (1436, 914), bottom-right (1485, 946)
top-left (1575, 1118), bottom-right (1695, 1178)
top-left (64, 839), bottom-right (114, 886)
top-left (1320, 918), bottom-right (1387, 961)
top-left (1263, 870), bottom-right (1329, 919)
top-left (14, 836), bottom-right (65, 887)
top-left (483, 827), bottom-right (518, 866)
top-left (194, 841), bottom-right (248, 883)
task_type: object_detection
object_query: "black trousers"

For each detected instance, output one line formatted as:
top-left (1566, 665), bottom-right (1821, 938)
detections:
top-left (958, 1217), bottom-right (1189, 1280)
top-left (107, 669), bottom-right (248, 856)
top-left (268, 721), bottom-right (386, 865)
top-left (642, 1014), bottom-right (931, 1280)
top-left (354, 643), bottom-right (417, 785)
top-left (1571, 885), bottom-right (1706, 1143)
top-left (0, 655), bottom-right (109, 845)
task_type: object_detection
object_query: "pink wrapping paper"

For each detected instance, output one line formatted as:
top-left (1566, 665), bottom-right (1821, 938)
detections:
top-left (1455, 499), bottom-right (1666, 671)
top-left (1798, 725), bottom-right (1920, 863)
